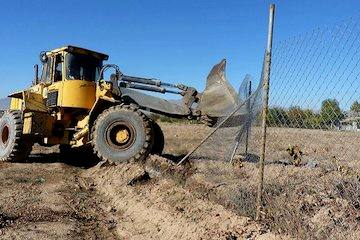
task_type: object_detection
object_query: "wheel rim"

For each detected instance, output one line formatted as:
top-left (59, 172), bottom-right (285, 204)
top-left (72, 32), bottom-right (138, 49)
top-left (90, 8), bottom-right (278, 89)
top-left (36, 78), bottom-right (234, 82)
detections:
top-left (1, 124), bottom-right (10, 147)
top-left (105, 121), bottom-right (136, 150)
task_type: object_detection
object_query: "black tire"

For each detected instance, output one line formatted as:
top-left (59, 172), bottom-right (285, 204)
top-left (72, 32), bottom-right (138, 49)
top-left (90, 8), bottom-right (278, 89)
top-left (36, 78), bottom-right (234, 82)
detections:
top-left (150, 121), bottom-right (165, 155)
top-left (91, 105), bottom-right (152, 164)
top-left (0, 111), bottom-right (33, 162)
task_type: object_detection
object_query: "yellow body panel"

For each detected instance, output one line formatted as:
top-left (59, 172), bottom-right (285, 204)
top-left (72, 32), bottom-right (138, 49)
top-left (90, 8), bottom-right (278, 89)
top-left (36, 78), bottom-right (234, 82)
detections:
top-left (23, 91), bottom-right (47, 112)
top-left (23, 112), bottom-right (54, 135)
top-left (10, 98), bottom-right (23, 111)
top-left (48, 80), bottom-right (96, 109)
top-left (9, 88), bottom-right (47, 112)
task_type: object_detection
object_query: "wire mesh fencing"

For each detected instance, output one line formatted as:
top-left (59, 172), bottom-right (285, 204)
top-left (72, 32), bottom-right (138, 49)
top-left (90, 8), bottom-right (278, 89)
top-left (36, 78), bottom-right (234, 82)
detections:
top-left (172, 15), bottom-right (360, 240)
top-left (148, 8), bottom-right (360, 239)
top-left (269, 17), bottom-right (360, 131)
top-left (260, 17), bottom-right (360, 239)
top-left (264, 17), bottom-right (360, 167)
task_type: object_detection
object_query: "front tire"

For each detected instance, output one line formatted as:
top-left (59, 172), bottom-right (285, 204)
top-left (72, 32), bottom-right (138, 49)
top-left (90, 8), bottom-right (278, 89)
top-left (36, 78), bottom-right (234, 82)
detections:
top-left (0, 111), bottom-right (33, 162)
top-left (91, 105), bottom-right (152, 164)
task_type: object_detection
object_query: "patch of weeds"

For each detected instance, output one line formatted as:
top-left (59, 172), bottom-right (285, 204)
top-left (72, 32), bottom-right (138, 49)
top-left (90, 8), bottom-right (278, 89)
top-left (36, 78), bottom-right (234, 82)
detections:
top-left (261, 182), bottom-right (314, 238)
top-left (229, 187), bottom-right (257, 218)
top-left (225, 232), bottom-right (238, 240)
top-left (259, 173), bottom-right (360, 240)
top-left (34, 177), bottom-right (46, 184)
top-left (334, 178), bottom-right (360, 210)
top-left (286, 145), bottom-right (303, 166)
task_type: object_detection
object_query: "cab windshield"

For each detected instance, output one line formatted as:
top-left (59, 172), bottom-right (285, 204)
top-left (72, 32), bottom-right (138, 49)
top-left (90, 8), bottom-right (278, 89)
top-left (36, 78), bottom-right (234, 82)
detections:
top-left (65, 53), bottom-right (102, 81)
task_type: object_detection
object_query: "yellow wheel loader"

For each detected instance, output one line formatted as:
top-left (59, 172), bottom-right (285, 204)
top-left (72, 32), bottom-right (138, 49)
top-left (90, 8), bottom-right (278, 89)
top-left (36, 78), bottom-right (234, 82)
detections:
top-left (0, 46), bottom-right (238, 164)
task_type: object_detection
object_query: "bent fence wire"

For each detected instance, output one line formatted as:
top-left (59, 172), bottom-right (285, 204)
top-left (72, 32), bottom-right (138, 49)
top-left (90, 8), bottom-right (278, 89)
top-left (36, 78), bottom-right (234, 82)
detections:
top-left (183, 16), bottom-right (360, 239)
top-left (186, 69), bottom-right (264, 163)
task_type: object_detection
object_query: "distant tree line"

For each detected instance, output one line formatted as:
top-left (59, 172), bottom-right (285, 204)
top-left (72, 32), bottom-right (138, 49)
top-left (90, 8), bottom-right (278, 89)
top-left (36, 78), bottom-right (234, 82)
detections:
top-left (146, 99), bottom-right (360, 129)
top-left (350, 100), bottom-right (360, 126)
top-left (266, 98), bottom-right (353, 129)
top-left (350, 101), bottom-right (360, 114)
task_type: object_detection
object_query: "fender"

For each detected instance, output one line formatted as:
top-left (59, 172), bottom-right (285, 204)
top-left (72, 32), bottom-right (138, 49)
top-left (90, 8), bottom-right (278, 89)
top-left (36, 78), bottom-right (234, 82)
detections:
top-left (88, 96), bottom-right (119, 129)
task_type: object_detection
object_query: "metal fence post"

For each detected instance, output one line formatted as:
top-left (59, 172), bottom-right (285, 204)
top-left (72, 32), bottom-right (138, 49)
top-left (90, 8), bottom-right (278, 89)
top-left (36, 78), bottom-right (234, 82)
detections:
top-left (255, 4), bottom-right (275, 221)
top-left (245, 80), bottom-right (252, 156)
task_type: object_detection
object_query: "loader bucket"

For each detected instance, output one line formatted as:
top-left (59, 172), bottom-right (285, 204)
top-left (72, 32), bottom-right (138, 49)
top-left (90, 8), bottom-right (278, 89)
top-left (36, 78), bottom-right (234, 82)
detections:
top-left (197, 59), bottom-right (238, 117)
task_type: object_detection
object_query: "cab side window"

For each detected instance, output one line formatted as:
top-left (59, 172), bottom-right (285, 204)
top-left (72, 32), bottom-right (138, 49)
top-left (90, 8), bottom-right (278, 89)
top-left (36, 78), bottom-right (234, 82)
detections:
top-left (40, 59), bottom-right (51, 84)
top-left (54, 55), bottom-right (63, 82)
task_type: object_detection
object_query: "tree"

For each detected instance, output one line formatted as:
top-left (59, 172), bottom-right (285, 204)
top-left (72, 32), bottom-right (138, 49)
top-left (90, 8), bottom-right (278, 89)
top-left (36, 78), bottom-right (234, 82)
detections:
top-left (350, 101), bottom-right (360, 114)
top-left (267, 107), bottom-right (289, 127)
top-left (302, 109), bottom-right (320, 129)
top-left (287, 106), bottom-right (307, 128)
top-left (307, 115), bottom-right (323, 129)
top-left (320, 99), bottom-right (344, 128)
top-left (267, 107), bottom-right (322, 129)
top-left (350, 101), bottom-right (360, 127)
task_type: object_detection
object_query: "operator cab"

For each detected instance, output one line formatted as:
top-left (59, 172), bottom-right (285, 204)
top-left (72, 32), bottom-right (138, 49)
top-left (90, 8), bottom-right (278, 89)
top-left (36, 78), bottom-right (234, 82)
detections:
top-left (35, 46), bottom-right (109, 110)
top-left (38, 45), bottom-right (109, 84)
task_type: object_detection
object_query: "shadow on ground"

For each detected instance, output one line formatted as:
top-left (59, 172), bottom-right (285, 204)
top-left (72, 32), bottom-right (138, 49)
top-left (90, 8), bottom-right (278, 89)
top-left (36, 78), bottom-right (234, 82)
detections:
top-left (160, 154), bottom-right (186, 164)
top-left (27, 152), bottom-right (100, 169)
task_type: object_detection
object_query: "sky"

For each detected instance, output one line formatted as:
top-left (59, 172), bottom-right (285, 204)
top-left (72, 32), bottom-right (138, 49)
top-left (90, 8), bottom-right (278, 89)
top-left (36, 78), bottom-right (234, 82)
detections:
top-left (0, 0), bottom-right (359, 101)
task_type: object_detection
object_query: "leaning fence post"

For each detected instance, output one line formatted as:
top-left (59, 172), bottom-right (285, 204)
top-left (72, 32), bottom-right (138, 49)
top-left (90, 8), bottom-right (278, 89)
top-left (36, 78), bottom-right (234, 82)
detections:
top-left (245, 80), bottom-right (252, 156)
top-left (255, 4), bottom-right (275, 221)
top-left (229, 79), bottom-right (252, 164)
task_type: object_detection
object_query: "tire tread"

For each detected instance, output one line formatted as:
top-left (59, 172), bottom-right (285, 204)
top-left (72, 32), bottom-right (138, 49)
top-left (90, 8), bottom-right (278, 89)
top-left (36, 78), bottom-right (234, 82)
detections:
top-left (91, 105), bottom-right (153, 164)
top-left (0, 111), bottom-right (33, 162)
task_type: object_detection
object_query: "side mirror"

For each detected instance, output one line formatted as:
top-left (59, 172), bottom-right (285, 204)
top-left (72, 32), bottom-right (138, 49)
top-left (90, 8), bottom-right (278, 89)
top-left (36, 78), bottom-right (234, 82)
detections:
top-left (39, 51), bottom-right (48, 63)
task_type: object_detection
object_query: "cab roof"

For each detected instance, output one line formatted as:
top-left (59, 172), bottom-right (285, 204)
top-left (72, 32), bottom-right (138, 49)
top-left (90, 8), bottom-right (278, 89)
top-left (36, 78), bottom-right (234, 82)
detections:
top-left (49, 45), bottom-right (109, 60)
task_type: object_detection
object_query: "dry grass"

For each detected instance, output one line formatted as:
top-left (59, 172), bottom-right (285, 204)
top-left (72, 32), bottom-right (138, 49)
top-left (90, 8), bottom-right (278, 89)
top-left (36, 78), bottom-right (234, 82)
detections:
top-left (159, 123), bottom-right (360, 239)
top-left (261, 172), bottom-right (360, 239)
top-left (1, 122), bottom-right (357, 239)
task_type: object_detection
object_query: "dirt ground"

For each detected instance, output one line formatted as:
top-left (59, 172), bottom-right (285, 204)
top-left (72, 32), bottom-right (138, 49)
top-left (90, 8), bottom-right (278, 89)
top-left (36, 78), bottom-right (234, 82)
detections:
top-left (0, 123), bottom-right (359, 239)
top-left (0, 155), bottom-right (276, 240)
top-left (0, 133), bottom-right (276, 239)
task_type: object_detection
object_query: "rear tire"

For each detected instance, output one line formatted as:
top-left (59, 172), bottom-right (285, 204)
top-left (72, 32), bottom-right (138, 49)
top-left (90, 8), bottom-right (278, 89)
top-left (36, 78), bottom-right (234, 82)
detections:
top-left (91, 105), bottom-right (152, 164)
top-left (0, 111), bottom-right (33, 162)
top-left (150, 121), bottom-right (165, 155)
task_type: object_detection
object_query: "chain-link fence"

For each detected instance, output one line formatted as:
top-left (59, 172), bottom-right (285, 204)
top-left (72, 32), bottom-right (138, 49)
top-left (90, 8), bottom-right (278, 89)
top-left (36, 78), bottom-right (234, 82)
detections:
top-left (269, 18), bottom-right (360, 127)
top-left (259, 16), bottom-right (360, 239)
top-left (172, 14), bottom-right (360, 240)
